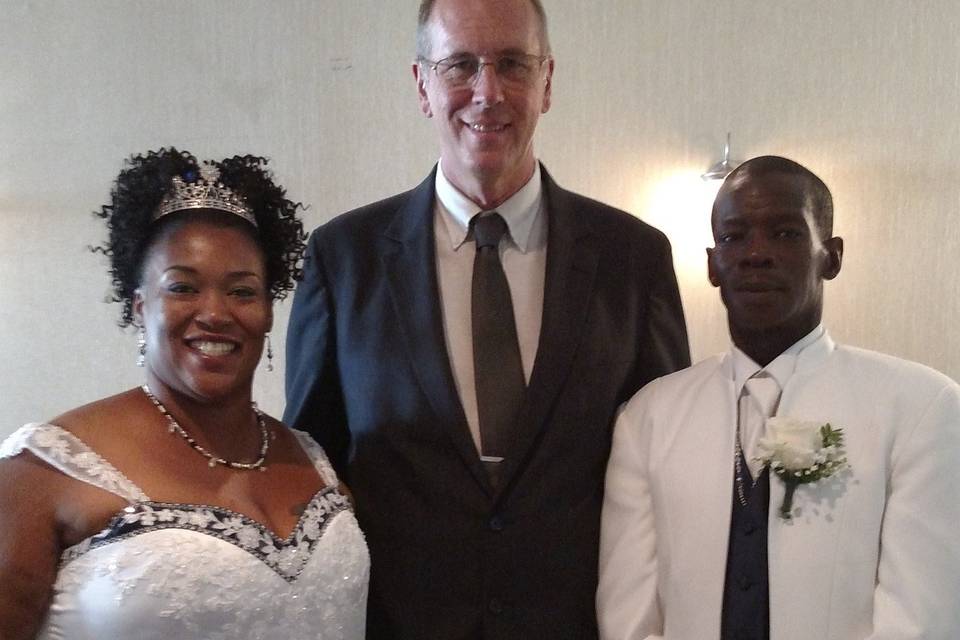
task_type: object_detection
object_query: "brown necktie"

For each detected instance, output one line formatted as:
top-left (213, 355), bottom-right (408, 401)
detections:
top-left (471, 212), bottom-right (525, 485)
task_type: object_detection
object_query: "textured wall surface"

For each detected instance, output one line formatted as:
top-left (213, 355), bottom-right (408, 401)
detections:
top-left (2, 1), bottom-right (958, 438)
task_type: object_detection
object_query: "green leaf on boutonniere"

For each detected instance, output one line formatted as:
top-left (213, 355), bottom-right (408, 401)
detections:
top-left (821, 423), bottom-right (844, 449)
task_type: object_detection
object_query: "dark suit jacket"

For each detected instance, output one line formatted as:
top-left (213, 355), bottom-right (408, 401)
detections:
top-left (284, 165), bottom-right (690, 640)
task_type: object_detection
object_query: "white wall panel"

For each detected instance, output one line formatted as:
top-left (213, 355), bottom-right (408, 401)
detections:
top-left (2, 1), bottom-right (957, 437)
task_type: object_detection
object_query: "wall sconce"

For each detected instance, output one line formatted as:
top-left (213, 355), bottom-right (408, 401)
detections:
top-left (701, 133), bottom-right (737, 181)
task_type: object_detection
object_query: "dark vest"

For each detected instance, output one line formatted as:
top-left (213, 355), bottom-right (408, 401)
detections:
top-left (721, 455), bottom-right (770, 640)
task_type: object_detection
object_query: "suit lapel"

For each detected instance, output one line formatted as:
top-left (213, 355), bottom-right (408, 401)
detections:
top-left (767, 336), bottom-right (843, 638)
top-left (683, 361), bottom-right (740, 639)
top-left (380, 168), bottom-right (492, 494)
top-left (497, 168), bottom-right (600, 490)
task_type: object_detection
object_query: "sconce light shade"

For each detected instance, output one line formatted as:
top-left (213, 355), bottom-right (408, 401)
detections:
top-left (701, 133), bottom-right (737, 181)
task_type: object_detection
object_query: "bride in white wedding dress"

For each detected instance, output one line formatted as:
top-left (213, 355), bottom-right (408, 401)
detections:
top-left (0, 149), bottom-right (368, 639)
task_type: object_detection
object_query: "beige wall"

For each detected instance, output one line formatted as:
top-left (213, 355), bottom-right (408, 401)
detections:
top-left (2, 1), bottom-right (958, 438)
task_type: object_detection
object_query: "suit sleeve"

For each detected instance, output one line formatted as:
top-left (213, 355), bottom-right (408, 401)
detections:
top-left (868, 381), bottom-right (960, 639)
top-left (597, 386), bottom-right (664, 640)
top-left (283, 228), bottom-right (351, 477)
top-left (631, 233), bottom-right (690, 397)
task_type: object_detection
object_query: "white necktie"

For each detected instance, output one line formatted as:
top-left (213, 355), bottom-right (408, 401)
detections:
top-left (740, 373), bottom-right (781, 478)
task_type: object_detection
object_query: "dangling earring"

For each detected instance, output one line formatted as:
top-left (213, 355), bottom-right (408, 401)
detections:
top-left (137, 327), bottom-right (146, 367)
top-left (265, 333), bottom-right (274, 372)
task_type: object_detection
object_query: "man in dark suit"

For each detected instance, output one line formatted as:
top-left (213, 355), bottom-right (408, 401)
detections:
top-left (284, 0), bottom-right (690, 638)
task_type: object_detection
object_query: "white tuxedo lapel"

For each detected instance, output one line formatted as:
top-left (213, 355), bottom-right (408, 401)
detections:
top-left (648, 356), bottom-right (740, 638)
top-left (766, 335), bottom-right (870, 639)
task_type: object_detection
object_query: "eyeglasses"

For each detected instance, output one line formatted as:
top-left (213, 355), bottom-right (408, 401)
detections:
top-left (419, 53), bottom-right (549, 88)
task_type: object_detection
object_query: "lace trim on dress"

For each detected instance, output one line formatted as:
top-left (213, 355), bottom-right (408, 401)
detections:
top-left (290, 428), bottom-right (340, 488)
top-left (61, 487), bottom-right (353, 583)
top-left (0, 423), bottom-right (149, 503)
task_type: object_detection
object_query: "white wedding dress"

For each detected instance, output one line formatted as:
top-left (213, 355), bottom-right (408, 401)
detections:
top-left (0, 423), bottom-right (369, 639)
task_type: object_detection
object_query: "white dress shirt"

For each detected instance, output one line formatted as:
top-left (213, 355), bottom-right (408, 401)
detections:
top-left (433, 161), bottom-right (547, 452)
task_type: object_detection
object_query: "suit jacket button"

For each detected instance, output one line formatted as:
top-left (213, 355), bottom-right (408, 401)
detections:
top-left (489, 515), bottom-right (504, 531)
top-left (488, 598), bottom-right (504, 615)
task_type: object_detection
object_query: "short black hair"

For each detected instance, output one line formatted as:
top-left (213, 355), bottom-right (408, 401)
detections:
top-left (93, 148), bottom-right (306, 327)
top-left (415, 0), bottom-right (550, 59)
top-left (715, 155), bottom-right (834, 239)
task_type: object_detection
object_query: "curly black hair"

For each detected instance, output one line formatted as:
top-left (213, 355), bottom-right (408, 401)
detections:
top-left (94, 148), bottom-right (306, 327)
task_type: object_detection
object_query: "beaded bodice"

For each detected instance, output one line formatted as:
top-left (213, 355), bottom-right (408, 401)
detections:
top-left (0, 423), bottom-right (369, 639)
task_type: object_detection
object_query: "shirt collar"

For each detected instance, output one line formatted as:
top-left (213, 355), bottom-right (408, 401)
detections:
top-left (730, 324), bottom-right (826, 395)
top-left (434, 160), bottom-right (543, 253)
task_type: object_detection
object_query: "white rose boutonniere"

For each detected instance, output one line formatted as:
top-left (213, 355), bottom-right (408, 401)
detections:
top-left (756, 417), bottom-right (848, 520)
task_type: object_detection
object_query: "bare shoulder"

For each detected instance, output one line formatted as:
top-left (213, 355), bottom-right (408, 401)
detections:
top-left (50, 388), bottom-right (146, 436)
top-left (0, 452), bottom-right (67, 550)
top-left (269, 415), bottom-right (315, 453)
top-left (1, 389), bottom-right (141, 499)
top-left (0, 445), bottom-right (68, 505)
top-left (49, 389), bottom-right (155, 462)
top-left (0, 450), bottom-right (66, 638)
top-left (0, 420), bottom-right (125, 539)
top-left (267, 416), bottom-right (332, 475)
top-left (2, 390), bottom-right (145, 549)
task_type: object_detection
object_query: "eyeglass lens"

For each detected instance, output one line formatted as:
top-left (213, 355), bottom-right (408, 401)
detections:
top-left (436, 54), bottom-right (544, 86)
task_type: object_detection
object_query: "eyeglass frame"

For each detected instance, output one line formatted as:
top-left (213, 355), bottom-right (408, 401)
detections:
top-left (417, 52), bottom-right (551, 88)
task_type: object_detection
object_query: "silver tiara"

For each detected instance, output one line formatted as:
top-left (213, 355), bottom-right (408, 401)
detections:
top-left (155, 162), bottom-right (257, 227)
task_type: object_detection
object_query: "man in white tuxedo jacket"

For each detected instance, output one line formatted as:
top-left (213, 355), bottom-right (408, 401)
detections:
top-left (598, 155), bottom-right (960, 640)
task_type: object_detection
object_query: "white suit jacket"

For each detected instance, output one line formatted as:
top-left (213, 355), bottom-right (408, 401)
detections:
top-left (598, 332), bottom-right (960, 640)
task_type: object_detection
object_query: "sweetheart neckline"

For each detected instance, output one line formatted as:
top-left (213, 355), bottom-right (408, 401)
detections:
top-left (117, 483), bottom-right (339, 542)
top-left (61, 485), bottom-right (356, 582)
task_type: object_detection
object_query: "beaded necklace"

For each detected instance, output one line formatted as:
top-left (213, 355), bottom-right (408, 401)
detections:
top-left (141, 385), bottom-right (269, 471)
